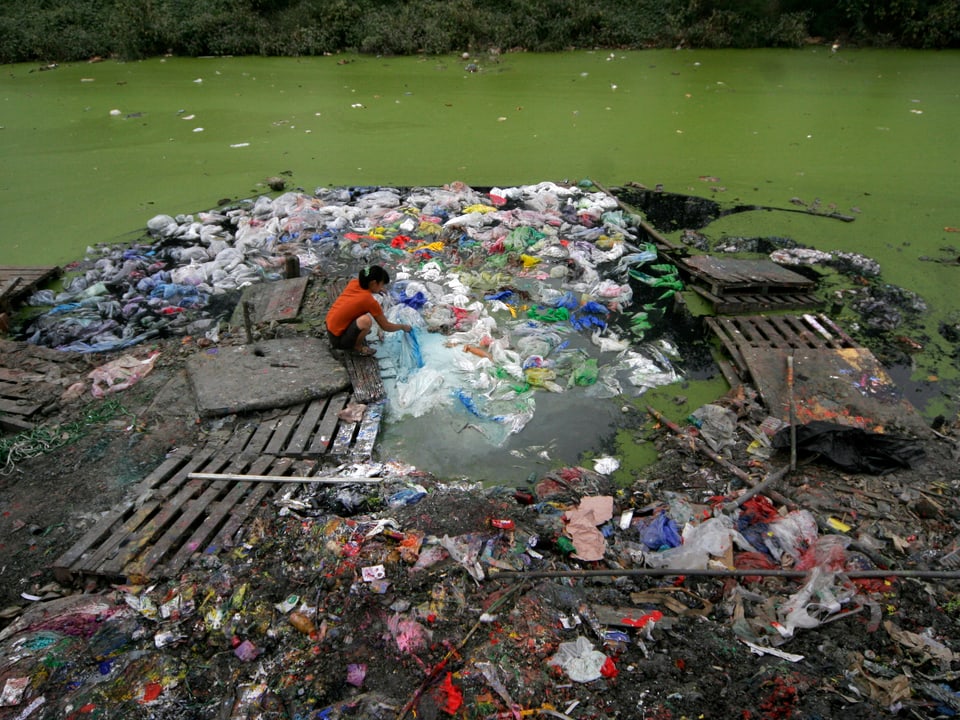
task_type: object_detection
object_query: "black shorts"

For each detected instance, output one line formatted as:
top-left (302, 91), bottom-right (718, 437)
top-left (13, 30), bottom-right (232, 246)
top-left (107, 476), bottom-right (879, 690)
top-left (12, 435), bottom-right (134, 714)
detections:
top-left (327, 320), bottom-right (361, 350)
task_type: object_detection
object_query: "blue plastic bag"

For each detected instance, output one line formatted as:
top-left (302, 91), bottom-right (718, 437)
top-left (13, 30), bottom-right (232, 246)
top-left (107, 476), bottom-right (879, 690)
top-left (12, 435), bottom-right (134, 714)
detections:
top-left (640, 513), bottom-right (682, 551)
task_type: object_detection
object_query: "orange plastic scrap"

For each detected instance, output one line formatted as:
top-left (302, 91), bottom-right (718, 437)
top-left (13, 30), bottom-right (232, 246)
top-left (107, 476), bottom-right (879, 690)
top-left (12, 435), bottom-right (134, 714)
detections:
top-left (464, 344), bottom-right (494, 360)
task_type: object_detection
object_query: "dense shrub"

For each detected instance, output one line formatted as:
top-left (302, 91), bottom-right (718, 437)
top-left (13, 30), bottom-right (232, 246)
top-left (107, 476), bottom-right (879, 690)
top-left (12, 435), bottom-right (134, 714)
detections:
top-left (0, 0), bottom-right (956, 64)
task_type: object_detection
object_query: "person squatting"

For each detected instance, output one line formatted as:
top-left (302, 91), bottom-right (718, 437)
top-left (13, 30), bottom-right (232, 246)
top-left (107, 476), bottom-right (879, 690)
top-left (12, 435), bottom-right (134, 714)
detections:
top-left (325, 265), bottom-right (412, 356)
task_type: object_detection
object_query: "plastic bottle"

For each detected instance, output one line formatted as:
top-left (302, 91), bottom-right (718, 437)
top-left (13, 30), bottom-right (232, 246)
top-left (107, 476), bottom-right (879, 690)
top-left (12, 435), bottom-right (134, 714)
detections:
top-left (288, 611), bottom-right (316, 636)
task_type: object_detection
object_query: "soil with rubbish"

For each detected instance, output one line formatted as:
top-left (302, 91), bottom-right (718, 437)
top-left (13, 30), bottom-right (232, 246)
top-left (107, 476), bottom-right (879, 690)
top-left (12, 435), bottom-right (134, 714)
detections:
top-left (2, 299), bottom-right (960, 719)
top-left (3, 181), bottom-right (960, 719)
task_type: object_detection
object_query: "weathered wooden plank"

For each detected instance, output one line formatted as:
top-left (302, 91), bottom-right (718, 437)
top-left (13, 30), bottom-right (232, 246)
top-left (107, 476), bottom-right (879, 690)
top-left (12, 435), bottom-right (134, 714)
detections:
top-left (0, 398), bottom-right (42, 416)
top-left (229, 276), bottom-right (308, 325)
top-left (330, 416), bottom-right (357, 457)
top-left (52, 448), bottom-right (200, 580)
top-left (683, 256), bottom-right (814, 293)
top-left (306, 392), bottom-right (350, 456)
top-left (98, 426), bottom-right (255, 575)
top-left (0, 266), bottom-right (62, 307)
top-left (96, 473), bottom-right (219, 575)
top-left (0, 415), bottom-right (34, 433)
top-left (215, 456), bottom-right (294, 549)
top-left (749, 316), bottom-right (784, 348)
top-left (808, 313), bottom-right (859, 348)
top-left (233, 421), bottom-right (274, 466)
top-left (342, 354), bottom-right (385, 403)
top-left (730, 317), bottom-right (767, 348)
top-left (0, 381), bottom-right (45, 400)
top-left (704, 317), bottom-right (748, 375)
top-left (351, 401), bottom-right (383, 461)
top-left (0, 368), bottom-right (46, 383)
top-left (283, 398), bottom-right (327, 456)
top-left (130, 428), bottom-right (261, 578)
top-left (776, 315), bottom-right (826, 349)
top-left (263, 403), bottom-right (305, 456)
top-left (161, 454), bottom-right (280, 575)
top-left (70, 448), bottom-right (219, 577)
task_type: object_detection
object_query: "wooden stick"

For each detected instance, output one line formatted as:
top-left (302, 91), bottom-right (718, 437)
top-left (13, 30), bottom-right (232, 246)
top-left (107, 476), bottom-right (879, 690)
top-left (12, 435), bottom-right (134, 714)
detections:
top-left (242, 300), bottom-right (254, 343)
top-left (724, 464), bottom-right (791, 511)
top-left (647, 404), bottom-right (798, 509)
top-left (786, 353), bottom-right (797, 471)
top-left (187, 472), bottom-right (382, 484)
top-left (646, 405), bottom-right (753, 484)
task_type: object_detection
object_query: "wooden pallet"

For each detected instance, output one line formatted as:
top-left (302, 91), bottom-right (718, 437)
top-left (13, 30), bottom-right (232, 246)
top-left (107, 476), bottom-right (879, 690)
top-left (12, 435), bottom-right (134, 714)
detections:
top-left (705, 313), bottom-right (857, 378)
top-left (682, 256), bottom-right (820, 314)
top-left (704, 313), bottom-right (921, 430)
top-left (340, 353), bottom-right (386, 403)
top-left (0, 339), bottom-right (90, 433)
top-left (0, 266), bottom-right (62, 312)
top-left (263, 392), bottom-right (383, 459)
top-left (690, 285), bottom-right (823, 315)
top-left (52, 396), bottom-right (384, 584)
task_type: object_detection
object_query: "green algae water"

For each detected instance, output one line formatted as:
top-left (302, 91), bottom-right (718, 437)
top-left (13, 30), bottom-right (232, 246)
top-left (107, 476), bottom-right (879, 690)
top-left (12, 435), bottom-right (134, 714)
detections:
top-left (2, 48), bottom-right (959, 480)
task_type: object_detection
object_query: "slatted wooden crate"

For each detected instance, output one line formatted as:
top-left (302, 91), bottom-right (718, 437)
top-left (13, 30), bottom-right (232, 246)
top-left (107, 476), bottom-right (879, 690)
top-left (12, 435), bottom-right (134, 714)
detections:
top-left (682, 256), bottom-right (821, 314)
top-left (705, 313), bottom-right (858, 377)
top-left (0, 265), bottom-right (62, 311)
top-left (52, 396), bottom-right (384, 585)
top-left (0, 339), bottom-right (89, 433)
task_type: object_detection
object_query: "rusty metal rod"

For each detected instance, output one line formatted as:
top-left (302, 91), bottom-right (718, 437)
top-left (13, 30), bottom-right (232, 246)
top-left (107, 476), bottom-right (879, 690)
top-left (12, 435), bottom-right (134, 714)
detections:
top-left (489, 567), bottom-right (960, 580)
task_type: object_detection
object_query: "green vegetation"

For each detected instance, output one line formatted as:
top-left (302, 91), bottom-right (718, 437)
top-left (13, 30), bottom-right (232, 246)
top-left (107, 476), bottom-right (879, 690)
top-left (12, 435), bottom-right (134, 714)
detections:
top-left (2, 0), bottom-right (957, 64)
top-left (0, 399), bottom-right (134, 472)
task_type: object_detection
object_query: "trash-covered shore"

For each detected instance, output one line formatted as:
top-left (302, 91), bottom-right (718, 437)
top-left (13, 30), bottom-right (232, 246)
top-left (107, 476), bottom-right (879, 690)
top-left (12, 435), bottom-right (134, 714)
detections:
top-left (2, 181), bottom-right (960, 719)
top-left (2, 401), bottom-right (959, 720)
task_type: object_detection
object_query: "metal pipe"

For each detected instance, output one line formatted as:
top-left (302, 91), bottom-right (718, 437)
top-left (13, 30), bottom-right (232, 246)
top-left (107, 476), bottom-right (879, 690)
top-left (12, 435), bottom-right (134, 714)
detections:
top-left (489, 567), bottom-right (960, 580)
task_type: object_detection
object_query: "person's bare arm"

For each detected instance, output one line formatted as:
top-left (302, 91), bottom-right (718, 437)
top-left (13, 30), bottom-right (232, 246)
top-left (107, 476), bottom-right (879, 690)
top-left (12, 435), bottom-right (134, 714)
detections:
top-left (372, 313), bottom-right (412, 333)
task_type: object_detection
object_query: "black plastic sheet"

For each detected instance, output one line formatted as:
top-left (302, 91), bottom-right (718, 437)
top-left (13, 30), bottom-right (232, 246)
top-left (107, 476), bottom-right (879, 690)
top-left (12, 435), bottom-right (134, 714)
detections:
top-left (772, 420), bottom-right (925, 475)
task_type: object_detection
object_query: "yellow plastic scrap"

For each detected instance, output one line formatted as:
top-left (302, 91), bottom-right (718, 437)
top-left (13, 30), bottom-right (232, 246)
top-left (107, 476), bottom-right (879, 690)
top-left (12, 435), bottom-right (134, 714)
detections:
top-left (369, 226), bottom-right (387, 240)
top-left (826, 517), bottom-right (851, 532)
top-left (413, 241), bottom-right (445, 253)
top-left (519, 254), bottom-right (541, 269)
top-left (418, 220), bottom-right (443, 235)
top-left (463, 203), bottom-right (497, 214)
top-left (230, 582), bottom-right (249, 610)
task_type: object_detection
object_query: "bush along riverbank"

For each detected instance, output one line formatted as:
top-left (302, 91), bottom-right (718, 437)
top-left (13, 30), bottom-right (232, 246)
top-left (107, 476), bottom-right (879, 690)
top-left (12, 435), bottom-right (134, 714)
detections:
top-left (2, 0), bottom-right (958, 64)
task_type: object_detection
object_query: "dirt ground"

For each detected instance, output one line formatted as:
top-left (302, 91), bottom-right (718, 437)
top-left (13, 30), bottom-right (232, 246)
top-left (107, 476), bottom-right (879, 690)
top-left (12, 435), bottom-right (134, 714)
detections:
top-left (3, 283), bottom-right (960, 719)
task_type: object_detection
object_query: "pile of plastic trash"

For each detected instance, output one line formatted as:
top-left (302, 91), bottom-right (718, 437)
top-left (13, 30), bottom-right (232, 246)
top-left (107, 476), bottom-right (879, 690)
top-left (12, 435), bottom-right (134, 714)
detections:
top-left (24, 181), bottom-right (686, 445)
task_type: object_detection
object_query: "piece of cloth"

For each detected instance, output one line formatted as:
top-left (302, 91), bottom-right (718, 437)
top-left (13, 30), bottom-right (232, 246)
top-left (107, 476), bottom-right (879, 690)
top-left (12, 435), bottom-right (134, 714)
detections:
top-left (325, 278), bottom-right (382, 336)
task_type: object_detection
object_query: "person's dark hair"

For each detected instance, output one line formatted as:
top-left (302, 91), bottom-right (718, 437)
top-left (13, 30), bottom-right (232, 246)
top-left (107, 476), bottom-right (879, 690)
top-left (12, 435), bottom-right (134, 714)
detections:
top-left (358, 265), bottom-right (390, 289)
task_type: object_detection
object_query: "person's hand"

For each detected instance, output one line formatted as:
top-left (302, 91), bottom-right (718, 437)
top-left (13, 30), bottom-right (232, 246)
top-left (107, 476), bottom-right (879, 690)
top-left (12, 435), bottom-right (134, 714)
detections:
top-left (404, 324), bottom-right (412, 333)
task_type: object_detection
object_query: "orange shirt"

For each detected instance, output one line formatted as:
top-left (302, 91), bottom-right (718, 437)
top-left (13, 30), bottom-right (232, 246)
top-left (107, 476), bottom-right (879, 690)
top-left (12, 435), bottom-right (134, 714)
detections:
top-left (325, 278), bottom-right (383, 336)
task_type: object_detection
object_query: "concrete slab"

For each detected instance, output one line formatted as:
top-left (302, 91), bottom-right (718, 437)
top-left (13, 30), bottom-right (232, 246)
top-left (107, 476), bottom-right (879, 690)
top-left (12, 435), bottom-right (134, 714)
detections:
top-left (230, 276), bottom-right (309, 326)
top-left (186, 337), bottom-right (351, 417)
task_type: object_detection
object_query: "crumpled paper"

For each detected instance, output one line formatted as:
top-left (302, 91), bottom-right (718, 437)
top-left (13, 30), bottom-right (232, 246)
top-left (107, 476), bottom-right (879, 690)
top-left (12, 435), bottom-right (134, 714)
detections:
top-left (564, 495), bottom-right (614, 561)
